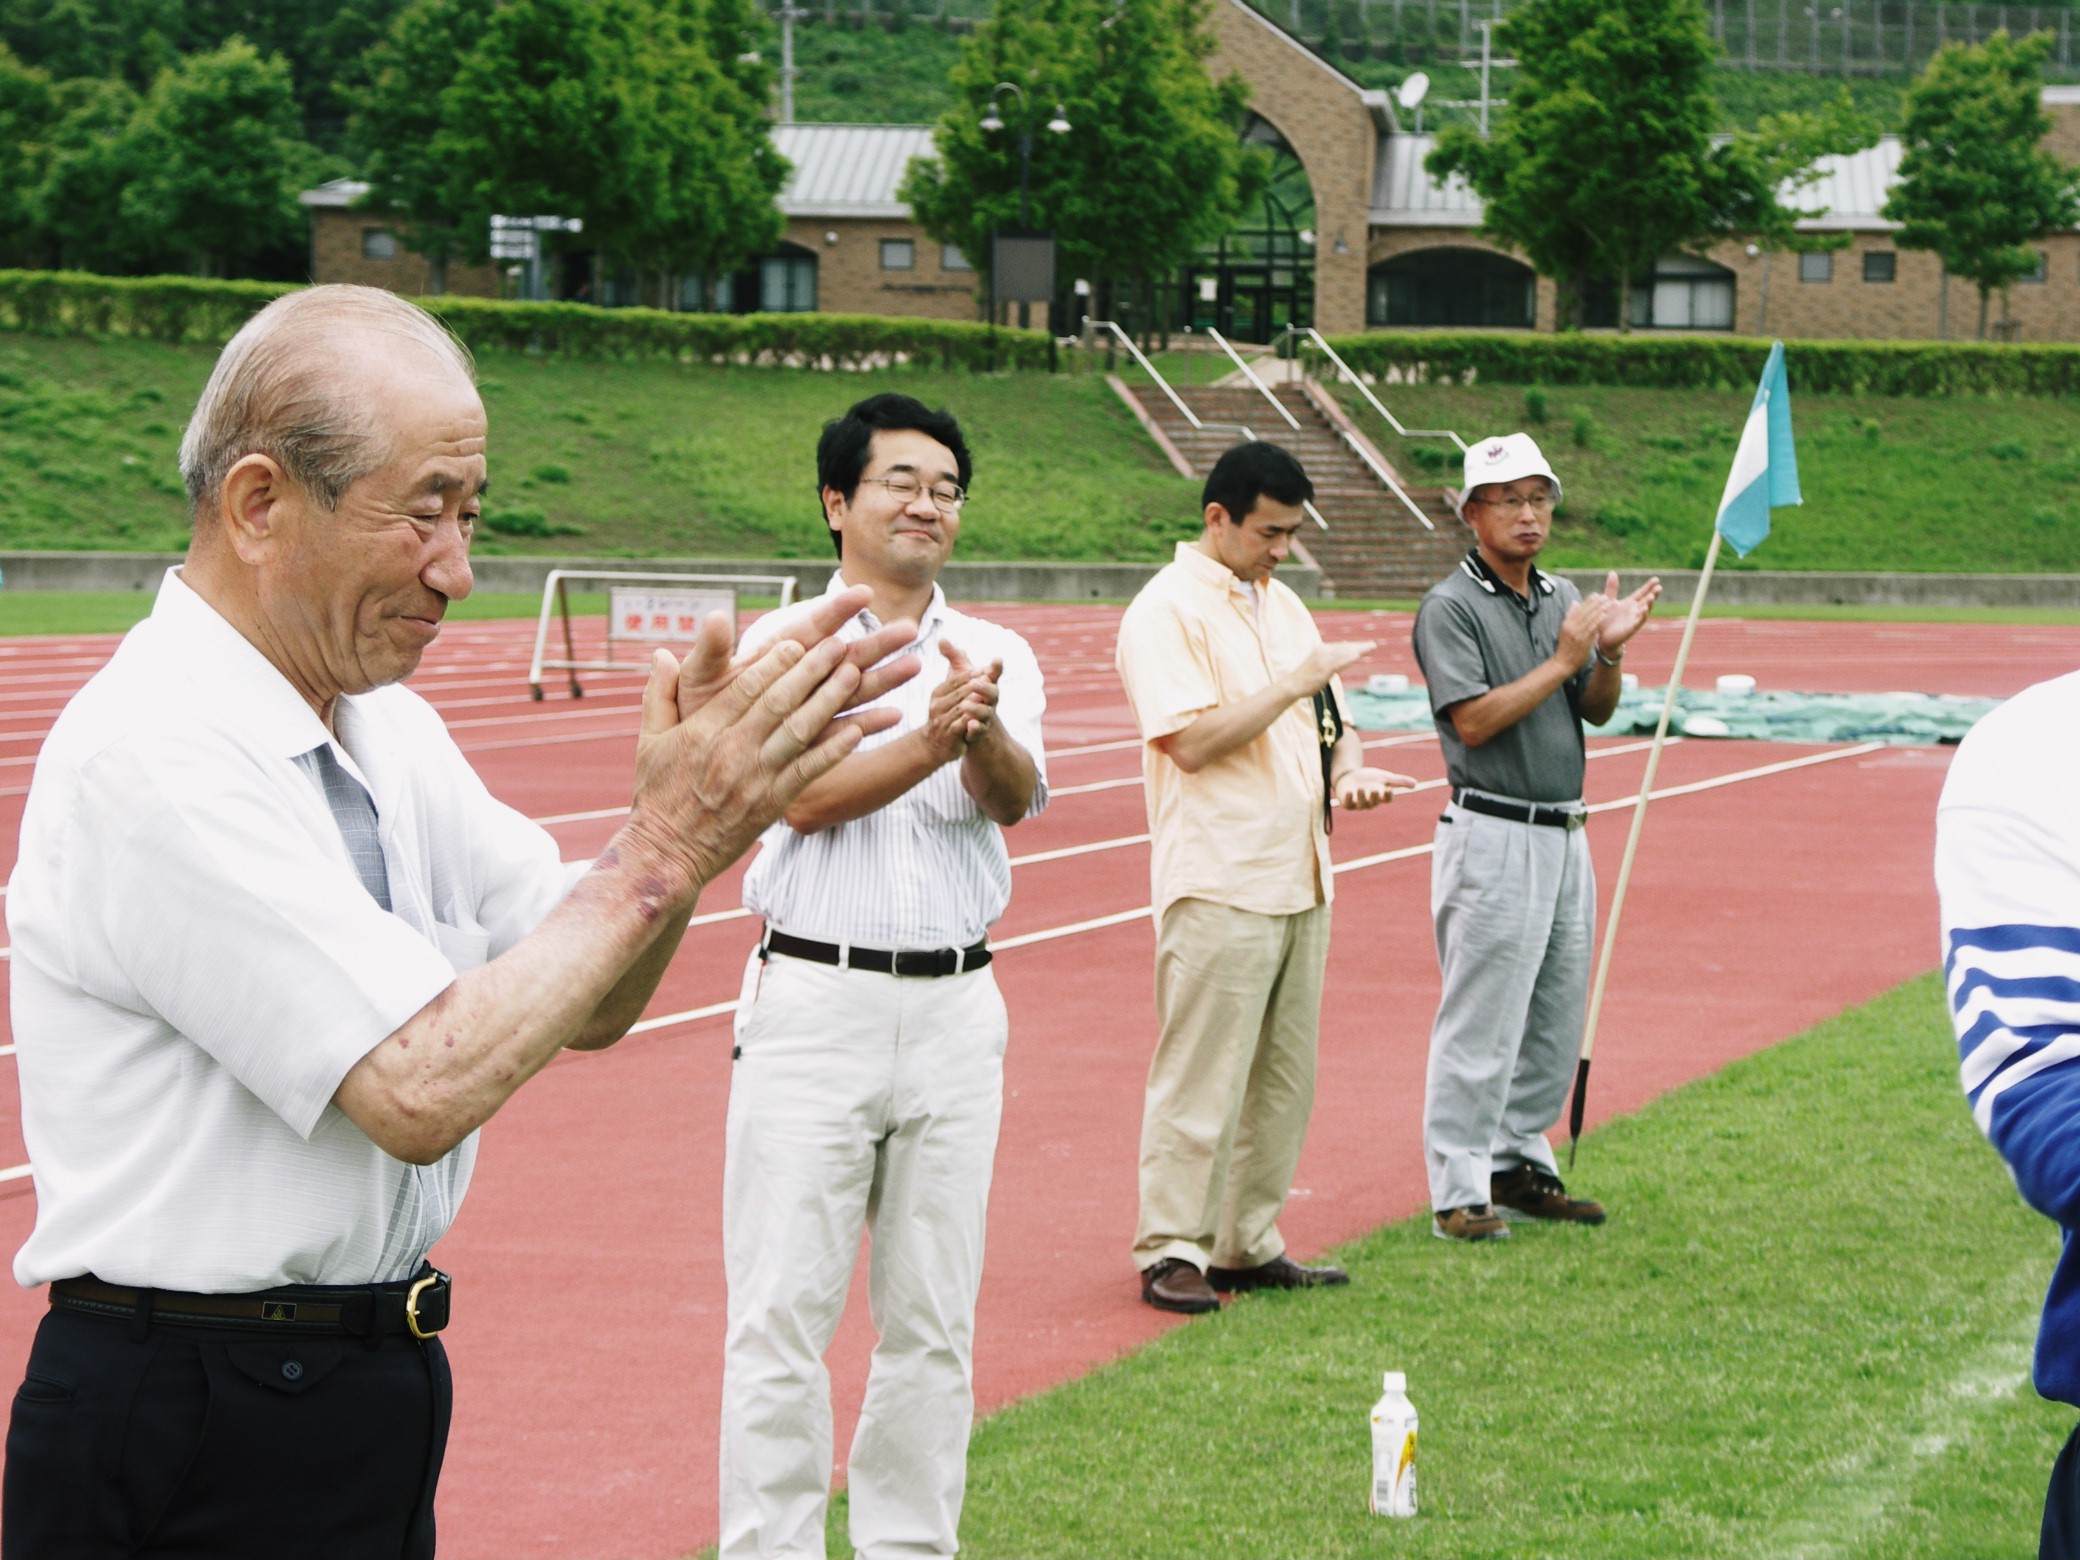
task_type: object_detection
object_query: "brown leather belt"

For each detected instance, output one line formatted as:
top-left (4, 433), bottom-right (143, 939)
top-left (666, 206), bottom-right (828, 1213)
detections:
top-left (50, 1268), bottom-right (451, 1339)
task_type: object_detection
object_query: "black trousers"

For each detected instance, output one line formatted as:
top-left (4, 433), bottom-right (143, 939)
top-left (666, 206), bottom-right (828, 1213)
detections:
top-left (3, 1303), bottom-right (451, 1560)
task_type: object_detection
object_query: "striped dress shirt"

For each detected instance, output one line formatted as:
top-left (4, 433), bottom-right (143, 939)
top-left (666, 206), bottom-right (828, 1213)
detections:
top-left (1937, 669), bottom-right (2080, 1406)
top-left (739, 574), bottom-right (1048, 949)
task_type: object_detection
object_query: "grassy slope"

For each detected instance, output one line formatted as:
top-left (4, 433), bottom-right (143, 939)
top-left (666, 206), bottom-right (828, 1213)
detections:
top-left (9, 330), bottom-right (2080, 576)
top-left (1316, 374), bottom-right (2080, 573)
top-left (0, 334), bottom-right (1201, 564)
top-left (820, 972), bottom-right (2070, 1558)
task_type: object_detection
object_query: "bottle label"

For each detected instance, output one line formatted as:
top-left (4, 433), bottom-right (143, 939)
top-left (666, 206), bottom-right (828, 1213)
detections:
top-left (1370, 1424), bottom-right (1417, 1517)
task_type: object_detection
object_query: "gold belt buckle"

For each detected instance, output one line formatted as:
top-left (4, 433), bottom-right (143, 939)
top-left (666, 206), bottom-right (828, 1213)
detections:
top-left (404, 1269), bottom-right (446, 1340)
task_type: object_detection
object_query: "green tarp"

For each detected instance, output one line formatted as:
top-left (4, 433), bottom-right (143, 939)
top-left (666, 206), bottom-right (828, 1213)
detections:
top-left (1344, 684), bottom-right (2000, 746)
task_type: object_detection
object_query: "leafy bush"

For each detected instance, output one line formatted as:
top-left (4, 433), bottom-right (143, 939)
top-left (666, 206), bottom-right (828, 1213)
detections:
top-left (1315, 330), bottom-right (2080, 397)
top-left (1523, 385), bottom-right (1549, 424)
top-left (485, 507), bottom-right (585, 538)
top-left (0, 270), bottom-right (1055, 371)
top-left (530, 463), bottom-right (573, 484)
top-left (1989, 438), bottom-right (2029, 460)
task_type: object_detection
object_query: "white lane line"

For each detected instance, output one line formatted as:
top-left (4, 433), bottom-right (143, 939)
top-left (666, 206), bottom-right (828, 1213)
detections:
top-left (615, 735), bottom-right (1870, 1039)
top-left (0, 1165), bottom-right (30, 1184)
top-left (523, 734), bottom-right (1445, 826)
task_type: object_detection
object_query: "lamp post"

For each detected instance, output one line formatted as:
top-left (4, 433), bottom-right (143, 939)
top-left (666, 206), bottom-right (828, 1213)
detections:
top-left (980, 82), bottom-right (1070, 328)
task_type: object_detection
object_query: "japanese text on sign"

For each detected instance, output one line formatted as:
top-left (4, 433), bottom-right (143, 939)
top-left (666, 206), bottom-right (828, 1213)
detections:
top-left (607, 587), bottom-right (737, 645)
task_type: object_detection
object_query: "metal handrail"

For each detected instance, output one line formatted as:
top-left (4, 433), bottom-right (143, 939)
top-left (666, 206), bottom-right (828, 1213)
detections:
top-left (1205, 327), bottom-right (1300, 431)
top-left (1087, 318), bottom-right (1201, 430)
top-left (1331, 424), bottom-right (1437, 533)
top-left (1298, 327), bottom-right (1467, 452)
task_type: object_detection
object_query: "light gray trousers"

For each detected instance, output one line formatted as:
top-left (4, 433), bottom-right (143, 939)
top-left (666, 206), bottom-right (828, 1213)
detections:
top-left (1423, 801), bottom-right (1596, 1213)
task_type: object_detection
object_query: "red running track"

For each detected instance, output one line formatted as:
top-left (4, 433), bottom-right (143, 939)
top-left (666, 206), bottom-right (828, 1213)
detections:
top-left (0, 606), bottom-right (2074, 1557)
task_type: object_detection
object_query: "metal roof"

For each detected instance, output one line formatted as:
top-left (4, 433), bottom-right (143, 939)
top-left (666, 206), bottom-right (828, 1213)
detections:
top-left (1369, 132), bottom-right (1908, 231)
top-left (1369, 134), bottom-right (1483, 227)
top-left (772, 124), bottom-right (938, 219)
top-left (298, 177), bottom-right (371, 210)
top-left (1780, 137), bottom-right (1904, 229)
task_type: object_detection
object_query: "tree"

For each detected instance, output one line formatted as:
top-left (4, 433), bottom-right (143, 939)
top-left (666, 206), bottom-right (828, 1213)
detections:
top-left (355, 0), bottom-right (784, 306)
top-left (1427, 0), bottom-right (1870, 329)
top-left (1884, 30), bottom-right (2080, 340)
top-left (117, 39), bottom-right (320, 277)
top-left (0, 45), bottom-right (56, 267)
top-left (901, 0), bottom-right (1261, 332)
top-left (31, 76), bottom-right (154, 273)
top-left (350, 0), bottom-right (490, 293)
top-left (625, 0), bottom-right (786, 306)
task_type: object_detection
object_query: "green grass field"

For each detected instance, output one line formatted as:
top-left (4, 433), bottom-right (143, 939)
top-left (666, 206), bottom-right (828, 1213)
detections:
top-left (815, 972), bottom-right (2068, 1558)
top-left (7, 590), bottom-right (2078, 638)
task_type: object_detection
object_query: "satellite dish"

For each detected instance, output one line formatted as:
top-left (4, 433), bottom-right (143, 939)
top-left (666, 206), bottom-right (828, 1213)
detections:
top-left (1397, 71), bottom-right (1430, 111)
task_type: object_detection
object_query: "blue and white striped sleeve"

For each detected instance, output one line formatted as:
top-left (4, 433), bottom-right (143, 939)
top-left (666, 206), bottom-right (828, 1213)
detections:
top-left (1936, 676), bottom-right (2080, 1227)
top-left (1945, 921), bottom-right (2080, 1224)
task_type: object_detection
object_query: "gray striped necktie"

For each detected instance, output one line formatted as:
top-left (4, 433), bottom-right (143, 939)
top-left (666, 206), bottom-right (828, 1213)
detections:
top-left (299, 745), bottom-right (392, 912)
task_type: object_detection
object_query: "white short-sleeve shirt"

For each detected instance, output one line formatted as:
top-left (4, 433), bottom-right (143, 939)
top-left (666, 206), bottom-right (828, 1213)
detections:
top-left (7, 571), bottom-right (574, 1290)
top-left (738, 574), bottom-right (1048, 949)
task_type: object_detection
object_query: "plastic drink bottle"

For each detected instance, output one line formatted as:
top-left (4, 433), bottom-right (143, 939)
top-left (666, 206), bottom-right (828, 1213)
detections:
top-left (1369, 1370), bottom-right (1418, 1517)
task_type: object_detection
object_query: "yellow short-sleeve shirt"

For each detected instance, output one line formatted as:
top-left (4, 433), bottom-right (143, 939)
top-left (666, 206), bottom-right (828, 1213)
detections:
top-left (1115, 542), bottom-right (1344, 921)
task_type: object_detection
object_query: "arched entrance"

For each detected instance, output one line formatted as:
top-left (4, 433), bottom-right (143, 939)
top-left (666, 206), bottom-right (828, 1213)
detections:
top-left (1369, 247), bottom-right (1535, 328)
top-left (1172, 114), bottom-right (1317, 342)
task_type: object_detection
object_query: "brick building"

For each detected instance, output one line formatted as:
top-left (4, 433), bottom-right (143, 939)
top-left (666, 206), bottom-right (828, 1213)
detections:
top-left (301, 2), bottom-right (2080, 341)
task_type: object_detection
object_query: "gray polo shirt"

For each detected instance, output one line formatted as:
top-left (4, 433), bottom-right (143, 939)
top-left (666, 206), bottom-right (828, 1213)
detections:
top-left (1412, 551), bottom-right (1590, 803)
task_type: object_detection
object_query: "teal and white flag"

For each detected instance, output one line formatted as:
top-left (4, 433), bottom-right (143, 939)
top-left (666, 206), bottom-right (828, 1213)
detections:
top-left (1715, 341), bottom-right (1800, 557)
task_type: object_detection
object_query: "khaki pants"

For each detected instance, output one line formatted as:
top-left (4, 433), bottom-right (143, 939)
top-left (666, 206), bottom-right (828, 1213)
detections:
top-left (1133, 897), bottom-right (1332, 1273)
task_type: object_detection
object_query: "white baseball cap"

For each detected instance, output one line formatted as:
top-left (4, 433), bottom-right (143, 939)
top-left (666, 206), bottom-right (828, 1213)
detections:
top-left (1460, 432), bottom-right (1562, 506)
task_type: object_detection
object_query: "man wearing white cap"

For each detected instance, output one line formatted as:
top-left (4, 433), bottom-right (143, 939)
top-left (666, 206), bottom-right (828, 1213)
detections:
top-left (1411, 433), bottom-right (1660, 1242)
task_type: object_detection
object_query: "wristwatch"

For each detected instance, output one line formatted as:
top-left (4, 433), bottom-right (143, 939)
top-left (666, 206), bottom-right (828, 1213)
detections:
top-left (1592, 643), bottom-right (1624, 668)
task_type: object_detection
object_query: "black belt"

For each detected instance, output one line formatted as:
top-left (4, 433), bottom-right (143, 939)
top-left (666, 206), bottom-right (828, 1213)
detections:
top-left (1452, 789), bottom-right (1588, 832)
top-left (762, 929), bottom-right (991, 978)
top-left (50, 1268), bottom-right (451, 1339)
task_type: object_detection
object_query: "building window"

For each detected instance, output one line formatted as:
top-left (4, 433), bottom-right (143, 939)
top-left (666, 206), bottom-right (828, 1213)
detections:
top-left (880, 239), bottom-right (915, 271)
top-left (941, 243), bottom-right (972, 272)
top-left (1799, 252), bottom-right (1832, 283)
top-left (2023, 249), bottom-right (2049, 284)
top-left (760, 249), bottom-right (818, 312)
top-left (361, 229), bottom-right (399, 261)
top-left (1863, 251), bottom-right (1896, 283)
top-left (1367, 247), bottom-right (1535, 328)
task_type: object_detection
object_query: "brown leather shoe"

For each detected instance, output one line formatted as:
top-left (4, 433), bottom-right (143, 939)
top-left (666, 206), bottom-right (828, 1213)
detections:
top-left (1432, 1203), bottom-right (1511, 1242)
top-left (1206, 1255), bottom-right (1350, 1292)
top-left (1491, 1164), bottom-right (1608, 1225)
top-left (1140, 1258), bottom-right (1220, 1314)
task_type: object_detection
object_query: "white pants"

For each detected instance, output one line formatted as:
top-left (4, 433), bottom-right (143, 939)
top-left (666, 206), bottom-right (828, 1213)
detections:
top-left (719, 950), bottom-right (1008, 1560)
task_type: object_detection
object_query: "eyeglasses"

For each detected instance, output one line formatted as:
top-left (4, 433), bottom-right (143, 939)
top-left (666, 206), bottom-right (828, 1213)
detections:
top-left (1471, 491), bottom-right (1556, 513)
top-left (866, 473), bottom-right (966, 514)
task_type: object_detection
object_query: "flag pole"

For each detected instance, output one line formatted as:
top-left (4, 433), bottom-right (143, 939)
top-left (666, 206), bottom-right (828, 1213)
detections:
top-left (1566, 526), bottom-right (1726, 1167)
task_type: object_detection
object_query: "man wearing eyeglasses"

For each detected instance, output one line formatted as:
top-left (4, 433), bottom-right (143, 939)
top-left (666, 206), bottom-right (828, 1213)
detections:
top-left (1413, 432), bottom-right (1660, 1243)
top-left (718, 393), bottom-right (1046, 1559)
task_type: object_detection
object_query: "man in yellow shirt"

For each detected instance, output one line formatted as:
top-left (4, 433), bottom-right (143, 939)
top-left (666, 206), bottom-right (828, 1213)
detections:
top-left (1115, 441), bottom-right (1416, 1314)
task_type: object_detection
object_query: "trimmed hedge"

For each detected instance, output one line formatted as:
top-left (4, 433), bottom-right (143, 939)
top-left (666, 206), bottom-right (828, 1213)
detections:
top-left (1314, 330), bottom-right (2080, 397)
top-left (0, 270), bottom-right (1053, 371)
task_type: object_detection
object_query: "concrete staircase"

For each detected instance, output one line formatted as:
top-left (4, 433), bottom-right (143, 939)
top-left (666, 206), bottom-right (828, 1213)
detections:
top-left (1115, 376), bottom-right (1468, 599)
